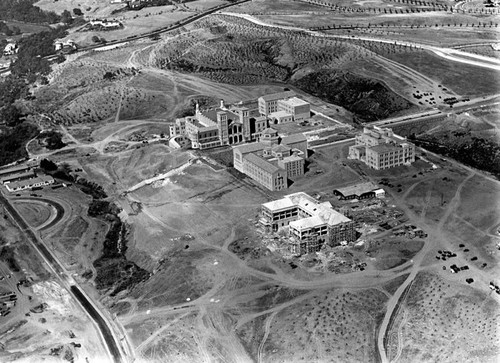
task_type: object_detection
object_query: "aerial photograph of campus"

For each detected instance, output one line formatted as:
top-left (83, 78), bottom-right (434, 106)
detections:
top-left (0, 0), bottom-right (499, 362)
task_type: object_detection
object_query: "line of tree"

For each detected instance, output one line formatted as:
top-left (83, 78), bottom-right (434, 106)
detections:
top-left (313, 21), bottom-right (499, 30)
top-left (291, 0), bottom-right (499, 15)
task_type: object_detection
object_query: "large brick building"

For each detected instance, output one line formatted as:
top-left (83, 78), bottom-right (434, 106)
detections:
top-left (171, 100), bottom-right (267, 150)
top-left (258, 91), bottom-right (311, 124)
top-left (233, 128), bottom-right (307, 191)
top-left (260, 192), bottom-right (356, 255)
top-left (171, 92), bottom-right (310, 150)
top-left (348, 126), bottom-right (415, 170)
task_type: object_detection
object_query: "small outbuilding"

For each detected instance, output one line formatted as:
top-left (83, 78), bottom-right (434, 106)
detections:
top-left (333, 182), bottom-right (384, 200)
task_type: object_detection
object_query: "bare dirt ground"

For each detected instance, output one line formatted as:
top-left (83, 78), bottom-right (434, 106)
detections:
top-left (0, 203), bottom-right (109, 362)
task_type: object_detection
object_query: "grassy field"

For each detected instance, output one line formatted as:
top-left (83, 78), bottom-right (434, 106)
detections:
top-left (35, 0), bottom-right (122, 17)
top-left (12, 200), bottom-right (53, 228)
top-left (65, 11), bottom-right (196, 46)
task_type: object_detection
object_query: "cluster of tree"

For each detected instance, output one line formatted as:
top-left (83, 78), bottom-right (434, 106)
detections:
top-left (88, 199), bottom-right (119, 218)
top-left (10, 26), bottom-right (68, 80)
top-left (40, 158), bottom-right (58, 172)
top-left (0, 245), bottom-right (21, 272)
top-left (40, 130), bottom-right (65, 150)
top-left (40, 161), bottom-right (74, 181)
top-left (412, 132), bottom-right (500, 179)
top-left (0, 4), bottom-right (82, 168)
top-left (0, 75), bottom-right (35, 165)
top-left (0, 0), bottom-right (60, 24)
top-left (0, 77), bottom-right (27, 108)
top-left (0, 104), bottom-right (22, 126)
top-left (86, 195), bottom-right (149, 296)
top-left (0, 122), bottom-right (39, 166)
top-left (75, 178), bottom-right (108, 199)
top-left (91, 35), bottom-right (107, 44)
top-left (0, 21), bottom-right (21, 36)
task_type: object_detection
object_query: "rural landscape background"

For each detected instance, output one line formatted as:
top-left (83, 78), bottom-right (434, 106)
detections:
top-left (0, 0), bottom-right (499, 362)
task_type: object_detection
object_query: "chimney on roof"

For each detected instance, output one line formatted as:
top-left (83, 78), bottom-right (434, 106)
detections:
top-left (195, 102), bottom-right (199, 114)
top-left (220, 99), bottom-right (226, 110)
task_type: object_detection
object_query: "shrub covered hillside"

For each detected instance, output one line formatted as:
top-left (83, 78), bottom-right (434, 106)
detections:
top-left (294, 70), bottom-right (413, 121)
top-left (150, 14), bottom-right (415, 122)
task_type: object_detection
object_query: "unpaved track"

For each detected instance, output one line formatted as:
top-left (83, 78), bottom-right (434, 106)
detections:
top-left (376, 172), bottom-right (475, 363)
top-left (258, 311), bottom-right (276, 363)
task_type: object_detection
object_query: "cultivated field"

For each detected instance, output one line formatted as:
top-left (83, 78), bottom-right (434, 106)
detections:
top-left (238, 288), bottom-right (388, 362)
top-left (389, 271), bottom-right (500, 362)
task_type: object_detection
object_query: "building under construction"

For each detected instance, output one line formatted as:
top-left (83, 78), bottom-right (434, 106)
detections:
top-left (260, 192), bottom-right (356, 256)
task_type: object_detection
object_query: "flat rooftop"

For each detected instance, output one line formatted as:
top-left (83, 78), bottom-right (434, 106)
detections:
top-left (281, 97), bottom-right (309, 107)
top-left (244, 153), bottom-right (281, 174)
top-left (1, 171), bottom-right (36, 183)
top-left (290, 215), bottom-right (325, 231)
top-left (269, 110), bottom-right (292, 118)
top-left (263, 192), bottom-right (351, 226)
top-left (233, 142), bottom-right (265, 155)
top-left (6, 175), bottom-right (54, 190)
top-left (262, 198), bottom-right (296, 212)
top-left (282, 133), bottom-right (307, 145)
top-left (281, 155), bottom-right (303, 163)
top-left (259, 90), bottom-right (296, 102)
top-left (370, 143), bottom-right (403, 154)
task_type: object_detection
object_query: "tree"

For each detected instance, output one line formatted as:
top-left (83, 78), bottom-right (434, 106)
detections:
top-left (40, 158), bottom-right (57, 172)
top-left (73, 8), bottom-right (83, 16)
top-left (55, 54), bottom-right (65, 63)
top-left (91, 35), bottom-right (100, 43)
top-left (43, 131), bottom-right (65, 150)
top-left (0, 104), bottom-right (21, 126)
top-left (149, 33), bottom-right (160, 41)
top-left (61, 10), bottom-right (73, 24)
